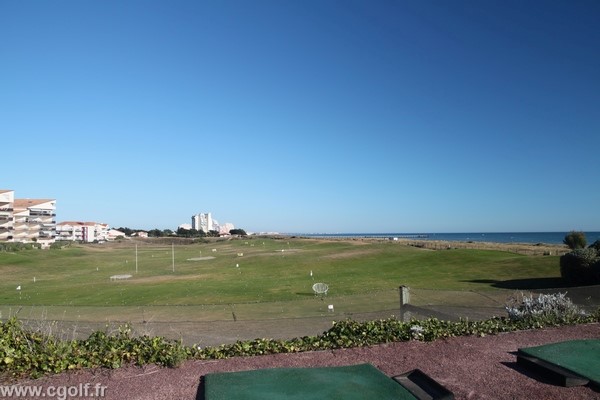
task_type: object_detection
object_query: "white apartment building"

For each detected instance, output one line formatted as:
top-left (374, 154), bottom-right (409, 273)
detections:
top-left (190, 212), bottom-right (235, 235)
top-left (13, 198), bottom-right (57, 247)
top-left (191, 212), bottom-right (214, 233)
top-left (219, 222), bottom-right (235, 235)
top-left (56, 221), bottom-right (110, 242)
top-left (0, 189), bottom-right (57, 248)
top-left (0, 190), bottom-right (15, 242)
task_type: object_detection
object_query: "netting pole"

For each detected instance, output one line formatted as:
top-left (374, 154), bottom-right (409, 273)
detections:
top-left (399, 285), bottom-right (410, 322)
top-left (399, 285), bottom-right (410, 306)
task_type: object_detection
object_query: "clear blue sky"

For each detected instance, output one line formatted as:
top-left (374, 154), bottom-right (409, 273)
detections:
top-left (2, 0), bottom-right (599, 233)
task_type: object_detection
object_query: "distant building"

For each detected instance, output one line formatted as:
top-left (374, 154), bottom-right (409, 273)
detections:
top-left (0, 189), bottom-right (57, 248)
top-left (0, 190), bottom-right (15, 242)
top-left (56, 221), bottom-right (110, 242)
top-left (178, 223), bottom-right (192, 230)
top-left (107, 229), bottom-right (126, 240)
top-left (191, 212), bottom-right (214, 233)
top-left (219, 222), bottom-right (235, 235)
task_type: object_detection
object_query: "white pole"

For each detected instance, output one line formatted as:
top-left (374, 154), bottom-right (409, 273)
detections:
top-left (172, 243), bottom-right (175, 272)
top-left (135, 244), bottom-right (138, 273)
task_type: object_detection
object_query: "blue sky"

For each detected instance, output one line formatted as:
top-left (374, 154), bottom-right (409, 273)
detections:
top-left (1, 0), bottom-right (599, 233)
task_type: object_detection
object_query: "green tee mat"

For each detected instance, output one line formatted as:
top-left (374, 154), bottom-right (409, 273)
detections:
top-left (203, 363), bottom-right (453, 400)
top-left (517, 339), bottom-right (600, 387)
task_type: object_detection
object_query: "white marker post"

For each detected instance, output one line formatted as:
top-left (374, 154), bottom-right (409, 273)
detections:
top-left (135, 244), bottom-right (138, 274)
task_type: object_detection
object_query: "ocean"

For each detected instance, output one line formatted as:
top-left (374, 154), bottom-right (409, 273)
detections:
top-left (296, 232), bottom-right (600, 245)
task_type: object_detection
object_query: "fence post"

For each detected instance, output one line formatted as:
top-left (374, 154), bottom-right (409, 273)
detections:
top-left (399, 285), bottom-right (410, 306)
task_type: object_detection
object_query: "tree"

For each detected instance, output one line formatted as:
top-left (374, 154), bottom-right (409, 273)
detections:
top-left (230, 228), bottom-right (247, 236)
top-left (176, 227), bottom-right (204, 238)
top-left (148, 229), bottom-right (163, 237)
top-left (176, 227), bottom-right (190, 237)
top-left (563, 231), bottom-right (587, 250)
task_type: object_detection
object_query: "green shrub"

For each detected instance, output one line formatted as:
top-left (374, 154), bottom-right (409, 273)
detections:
top-left (2, 306), bottom-right (599, 380)
top-left (0, 242), bottom-right (41, 252)
top-left (589, 240), bottom-right (600, 251)
top-left (0, 319), bottom-right (190, 379)
top-left (560, 248), bottom-right (600, 285)
top-left (563, 231), bottom-right (587, 250)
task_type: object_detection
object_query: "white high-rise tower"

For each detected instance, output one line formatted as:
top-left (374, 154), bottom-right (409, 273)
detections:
top-left (191, 212), bottom-right (214, 233)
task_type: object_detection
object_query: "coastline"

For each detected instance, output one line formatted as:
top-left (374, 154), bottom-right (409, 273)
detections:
top-left (285, 234), bottom-right (570, 256)
top-left (396, 238), bottom-right (568, 256)
top-left (290, 231), bottom-right (600, 245)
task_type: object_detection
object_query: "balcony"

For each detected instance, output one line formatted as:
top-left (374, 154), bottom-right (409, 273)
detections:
top-left (29, 210), bottom-right (56, 217)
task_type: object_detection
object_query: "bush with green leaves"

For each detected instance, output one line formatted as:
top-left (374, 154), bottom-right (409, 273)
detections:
top-left (589, 240), bottom-right (600, 251)
top-left (0, 319), bottom-right (191, 379)
top-left (0, 242), bottom-right (41, 252)
top-left (2, 304), bottom-right (599, 380)
top-left (560, 247), bottom-right (600, 285)
top-left (563, 231), bottom-right (587, 250)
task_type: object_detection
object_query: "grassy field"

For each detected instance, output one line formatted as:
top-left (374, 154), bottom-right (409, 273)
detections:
top-left (0, 237), bottom-right (560, 309)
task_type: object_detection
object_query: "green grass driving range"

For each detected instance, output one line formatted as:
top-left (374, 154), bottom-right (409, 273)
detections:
top-left (0, 237), bottom-right (559, 308)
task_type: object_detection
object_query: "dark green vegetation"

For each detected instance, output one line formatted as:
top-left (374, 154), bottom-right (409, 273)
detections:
top-left (560, 231), bottom-right (600, 285)
top-left (0, 237), bottom-right (560, 307)
top-left (2, 309), bottom-right (599, 380)
top-left (563, 230), bottom-right (587, 249)
top-left (560, 247), bottom-right (600, 285)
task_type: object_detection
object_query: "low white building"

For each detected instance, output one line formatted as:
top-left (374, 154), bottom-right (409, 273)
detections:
top-left (219, 222), bottom-right (235, 234)
top-left (56, 221), bottom-right (110, 242)
top-left (107, 229), bottom-right (126, 240)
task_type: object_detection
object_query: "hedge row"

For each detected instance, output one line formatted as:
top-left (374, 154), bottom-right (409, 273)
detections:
top-left (2, 308), bottom-right (599, 380)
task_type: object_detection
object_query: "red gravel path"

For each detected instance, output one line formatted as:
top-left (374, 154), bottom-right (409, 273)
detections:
top-left (20, 323), bottom-right (600, 400)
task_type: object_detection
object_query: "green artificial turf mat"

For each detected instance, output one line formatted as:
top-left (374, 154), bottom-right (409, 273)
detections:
top-left (518, 339), bottom-right (600, 384)
top-left (204, 363), bottom-right (417, 400)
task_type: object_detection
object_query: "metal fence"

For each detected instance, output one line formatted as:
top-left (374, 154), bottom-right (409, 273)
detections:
top-left (2, 285), bottom-right (598, 347)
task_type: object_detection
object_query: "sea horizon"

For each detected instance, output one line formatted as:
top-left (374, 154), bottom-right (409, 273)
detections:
top-left (288, 231), bottom-right (600, 245)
